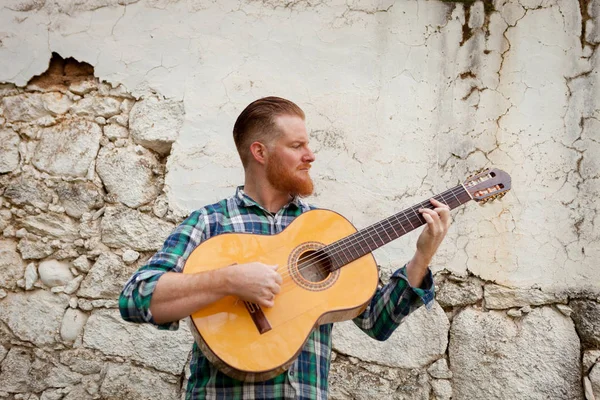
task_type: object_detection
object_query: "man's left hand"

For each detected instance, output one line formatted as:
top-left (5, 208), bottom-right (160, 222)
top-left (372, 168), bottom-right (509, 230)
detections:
top-left (406, 198), bottom-right (451, 287)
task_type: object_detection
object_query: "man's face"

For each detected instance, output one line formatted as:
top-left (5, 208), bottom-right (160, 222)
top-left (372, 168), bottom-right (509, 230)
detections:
top-left (265, 114), bottom-right (316, 197)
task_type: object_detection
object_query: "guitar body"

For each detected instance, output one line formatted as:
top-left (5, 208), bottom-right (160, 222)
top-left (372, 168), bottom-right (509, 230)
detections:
top-left (183, 209), bottom-right (379, 382)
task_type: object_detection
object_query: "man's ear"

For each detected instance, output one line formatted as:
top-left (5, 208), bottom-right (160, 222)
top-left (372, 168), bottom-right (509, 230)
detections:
top-left (249, 141), bottom-right (268, 165)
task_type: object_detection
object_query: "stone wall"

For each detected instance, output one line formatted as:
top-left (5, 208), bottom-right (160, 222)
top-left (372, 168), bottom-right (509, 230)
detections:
top-left (0, 0), bottom-right (599, 399)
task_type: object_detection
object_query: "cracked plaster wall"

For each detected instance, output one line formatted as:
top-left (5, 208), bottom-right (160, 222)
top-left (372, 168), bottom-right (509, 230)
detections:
top-left (0, 0), bottom-right (599, 399)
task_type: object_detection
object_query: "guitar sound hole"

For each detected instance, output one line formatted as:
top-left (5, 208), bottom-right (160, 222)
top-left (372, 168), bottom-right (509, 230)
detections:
top-left (297, 250), bottom-right (332, 282)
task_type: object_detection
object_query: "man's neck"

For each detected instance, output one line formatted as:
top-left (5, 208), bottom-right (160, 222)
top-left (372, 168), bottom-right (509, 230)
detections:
top-left (243, 175), bottom-right (292, 214)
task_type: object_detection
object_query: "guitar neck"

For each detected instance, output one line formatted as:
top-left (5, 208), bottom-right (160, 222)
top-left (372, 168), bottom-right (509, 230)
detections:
top-left (324, 185), bottom-right (472, 271)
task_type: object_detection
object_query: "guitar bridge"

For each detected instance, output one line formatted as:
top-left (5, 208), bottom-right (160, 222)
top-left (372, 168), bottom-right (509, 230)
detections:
top-left (243, 301), bottom-right (272, 334)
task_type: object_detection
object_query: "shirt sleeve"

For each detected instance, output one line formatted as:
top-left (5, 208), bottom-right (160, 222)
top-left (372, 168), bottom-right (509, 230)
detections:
top-left (118, 210), bottom-right (207, 330)
top-left (352, 264), bottom-right (435, 341)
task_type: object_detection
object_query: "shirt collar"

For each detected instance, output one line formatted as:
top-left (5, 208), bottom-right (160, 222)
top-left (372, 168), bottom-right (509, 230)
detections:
top-left (234, 186), bottom-right (306, 211)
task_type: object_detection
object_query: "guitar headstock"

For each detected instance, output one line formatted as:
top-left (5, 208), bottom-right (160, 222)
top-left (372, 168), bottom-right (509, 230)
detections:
top-left (463, 168), bottom-right (511, 204)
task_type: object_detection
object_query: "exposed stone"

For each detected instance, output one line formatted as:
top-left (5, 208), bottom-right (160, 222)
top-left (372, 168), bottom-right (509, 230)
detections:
top-left (427, 358), bottom-right (452, 379)
top-left (24, 262), bottom-right (38, 290)
top-left (333, 301), bottom-right (449, 369)
top-left (60, 308), bottom-right (88, 343)
top-left (570, 300), bottom-right (600, 349)
top-left (55, 181), bottom-right (104, 219)
top-left (585, 376), bottom-right (596, 400)
top-left (0, 210), bottom-right (11, 232)
top-left (83, 309), bottom-right (193, 374)
top-left (69, 78), bottom-right (98, 95)
top-left (507, 309), bottom-right (522, 318)
top-left (0, 347), bottom-right (83, 393)
top-left (103, 123), bottom-right (128, 140)
top-left (556, 304), bottom-right (573, 317)
top-left (0, 347), bottom-right (36, 392)
top-left (584, 350), bottom-right (600, 373)
top-left (96, 146), bottom-right (162, 208)
top-left (64, 275), bottom-right (84, 295)
top-left (0, 240), bottom-right (25, 289)
top-left (0, 289), bottom-right (7, 299)
top-left (21, 212), bottom-right (79, 241)
top-left (4, 175), bottom-right (53, 210)
top-left (1, 93), bottom-right (50, 122)
top-left (40, 388), bottom-right (68, 400)
top-left (72, 255), bottom-right (91, 273)
top-left (17, 238), bottom-right (55, 260)
top-left (108, 114), bottom-right (128, 127)
top-left (32, 119), bottom-right (102, 178)
top-left (329, 355), bottom-right (430, 400)
top-left (38, 259), bottom-right (73, 287)
top-left (71, 95), bottom-right (121, 118)
top-left (41, 92), bottom-right (73, 115)
top-left (0, 290), bottom-right (69, 346)
top-left (59, 348), bottom-right (103, 375)
top-left (437, 276), bottom-right (483, 307)
top-left (101, 206), bottom-right (175, 251)
top-left (590, 363), bottom-right (600, 399)
top-left (99, 362), bottom-right (179, 400)
top-left (431, 379), bottom-right (453, 400)
top-left (484, 284), bottom-right (568, 309)
top-left (78, 252), bottom-right (137, 299)
top-left (129, 96), bottom-right (184, 155)
top-left (0, 128), bottom-right (20, 173)
top-left (122, 249), bottom-right (140, 264)
top-left (450, 307), bottom-right (582, 399)
top-left (90, 299), bottom-right (118, 308)
top-left (152, 194), bottom-right (169, 218)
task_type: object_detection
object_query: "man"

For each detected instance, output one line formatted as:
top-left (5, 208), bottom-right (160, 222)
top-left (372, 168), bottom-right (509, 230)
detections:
top-left (119, 96), bottom-right (451, 399)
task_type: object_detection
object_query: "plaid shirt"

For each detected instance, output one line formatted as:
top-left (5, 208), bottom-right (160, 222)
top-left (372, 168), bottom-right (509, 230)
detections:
top-left (119, 187), bottom-right (435, 399)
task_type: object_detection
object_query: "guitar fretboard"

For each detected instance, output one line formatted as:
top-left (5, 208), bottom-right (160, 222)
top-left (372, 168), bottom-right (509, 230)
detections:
top-left (324, 185), bottom-right (471, 271)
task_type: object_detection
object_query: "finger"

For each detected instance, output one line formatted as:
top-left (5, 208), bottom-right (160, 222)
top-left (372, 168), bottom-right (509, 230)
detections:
top-left (273, 271), bottom-right (283, 285)
top-left (430, 198), bottom-right (450, 209)
top-left (271, 283), bottom-right (281, 294)
top-left (420, 209), bottom-right (441, 234)
top-left (421, 211), bottom-right (435, 225)
top-left (420, 208), bottom-right (440, 223)
top-left (260, 298), bottom-right (275, 308)
top-left (434, 207), bottom-right (451, 226)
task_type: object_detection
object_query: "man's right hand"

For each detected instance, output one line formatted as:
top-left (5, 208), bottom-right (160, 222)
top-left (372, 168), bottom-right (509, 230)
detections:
top-left (225, 263), bottom-right (282, 308)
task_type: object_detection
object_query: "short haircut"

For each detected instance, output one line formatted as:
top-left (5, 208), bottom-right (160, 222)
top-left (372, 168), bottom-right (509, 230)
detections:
top-left (233, 96), bottom-right (305, 167)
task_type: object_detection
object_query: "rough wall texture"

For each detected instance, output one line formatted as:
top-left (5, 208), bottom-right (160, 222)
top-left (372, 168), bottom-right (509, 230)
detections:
top-left (0, 0), bottom-right (599, 399)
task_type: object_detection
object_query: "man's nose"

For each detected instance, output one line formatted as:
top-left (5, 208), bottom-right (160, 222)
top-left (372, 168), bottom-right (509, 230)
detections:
top-left (303, 147), bottom-right (316, 162)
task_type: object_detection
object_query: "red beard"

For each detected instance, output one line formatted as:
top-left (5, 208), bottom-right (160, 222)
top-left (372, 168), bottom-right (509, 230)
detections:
top-left (266, 152), bottom-right (314, 197)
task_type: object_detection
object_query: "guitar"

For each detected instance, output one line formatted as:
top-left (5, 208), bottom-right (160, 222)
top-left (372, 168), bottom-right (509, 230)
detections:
top-left (183, 168), bottom-right (511, 382)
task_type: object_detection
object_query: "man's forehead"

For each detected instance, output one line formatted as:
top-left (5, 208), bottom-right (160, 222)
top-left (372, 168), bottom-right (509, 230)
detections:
top-left (274, 114), bottom-right (308, 140)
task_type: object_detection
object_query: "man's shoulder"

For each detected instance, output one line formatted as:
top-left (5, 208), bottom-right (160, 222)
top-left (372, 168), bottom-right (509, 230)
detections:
top-left (193, 197), bottom-right (235, 217)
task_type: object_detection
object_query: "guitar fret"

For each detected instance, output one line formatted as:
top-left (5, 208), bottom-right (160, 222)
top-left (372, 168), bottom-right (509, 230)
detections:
top-left (381, 221), bottom-right (393, 242)
top-left (404, 211), bottom-right (415, 229)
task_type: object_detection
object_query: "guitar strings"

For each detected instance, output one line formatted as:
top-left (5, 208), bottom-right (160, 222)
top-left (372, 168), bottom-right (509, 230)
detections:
top-left (271, 190), bottom-right (462, 296)
top-left (275, 185), bottom-right (464, 284)
top-left (270, 185), bottom-right (469, 293)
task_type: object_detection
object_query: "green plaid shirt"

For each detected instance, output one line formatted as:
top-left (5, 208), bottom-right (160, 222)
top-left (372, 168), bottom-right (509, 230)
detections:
top-left (119, 187), bottom-right (434, 399)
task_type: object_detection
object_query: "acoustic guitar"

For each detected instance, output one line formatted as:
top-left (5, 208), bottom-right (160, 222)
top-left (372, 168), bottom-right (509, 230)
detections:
top-left (183, 167), bottom-right (511, 381)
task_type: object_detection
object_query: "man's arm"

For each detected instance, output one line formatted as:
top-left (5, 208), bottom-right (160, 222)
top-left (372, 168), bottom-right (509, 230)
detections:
top-left (352, 198), bottom-right (450, 340)
top-left (119, 210), bottom-right (282, 328)
top-left (149, 263), bottom-right (282, 324)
